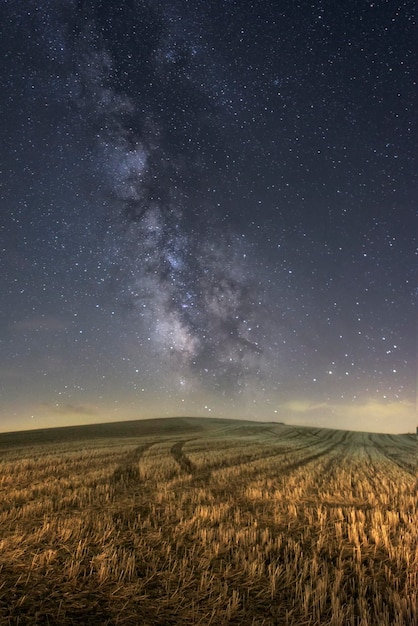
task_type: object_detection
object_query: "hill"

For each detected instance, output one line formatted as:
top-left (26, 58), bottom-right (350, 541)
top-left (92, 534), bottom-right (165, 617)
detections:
top-left (0, 416), bottom-right (416, 624)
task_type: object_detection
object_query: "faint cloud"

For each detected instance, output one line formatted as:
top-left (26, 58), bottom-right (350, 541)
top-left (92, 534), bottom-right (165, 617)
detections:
top-left (277, 398), bottom-right (416, 433)
top-left (12, 316), bottom-right (68, 332)
top-left (282, 400), bottom-right (328, 413)
top-left (41, 403), bottom-right (99, 417)
top-left (340, 399), bottom-right (416, 426)
top-left (0, 367), bottom-right (24, 381)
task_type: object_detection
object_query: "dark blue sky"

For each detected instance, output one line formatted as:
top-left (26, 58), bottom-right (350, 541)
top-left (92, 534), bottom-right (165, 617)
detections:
top-left (0, 0), bottom-right (416, 433)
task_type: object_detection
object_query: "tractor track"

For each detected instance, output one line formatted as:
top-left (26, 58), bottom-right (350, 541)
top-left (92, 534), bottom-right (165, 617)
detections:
top-left (170, 440), bottom-right (197, 474)
top-left (111, 441), bottom-right (157, 487)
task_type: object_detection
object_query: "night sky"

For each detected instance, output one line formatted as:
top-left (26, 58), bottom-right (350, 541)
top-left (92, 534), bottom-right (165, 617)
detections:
top-left (1, 0), bottom-right (416, 434)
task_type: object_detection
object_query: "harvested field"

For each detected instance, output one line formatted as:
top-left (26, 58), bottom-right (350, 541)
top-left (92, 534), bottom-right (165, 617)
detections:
top-left (0, 417), bottom-right (416, 625)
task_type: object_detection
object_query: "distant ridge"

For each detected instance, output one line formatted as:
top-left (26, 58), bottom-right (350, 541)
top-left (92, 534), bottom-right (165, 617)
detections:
top-left (0, 416), bottom-right (253, 446)
top-left (0, 415), bottom-right (407, 446)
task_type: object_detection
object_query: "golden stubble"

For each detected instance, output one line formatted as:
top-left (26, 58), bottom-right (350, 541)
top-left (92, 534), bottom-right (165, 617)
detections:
top-left (0, 421), bottom-right (416, 625)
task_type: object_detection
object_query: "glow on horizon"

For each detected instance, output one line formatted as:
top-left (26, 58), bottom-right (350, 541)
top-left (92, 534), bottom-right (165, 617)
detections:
top-left (1, 395), bottom-right (416, 435)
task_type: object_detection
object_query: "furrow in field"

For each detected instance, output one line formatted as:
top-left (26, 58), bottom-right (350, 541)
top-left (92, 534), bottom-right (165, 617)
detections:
top-left (368, 434), bottom-right (416, 477)
top-left (277, 442), bottom-right (339, 476)
top-left (192, 441), bottom-right (318, 476)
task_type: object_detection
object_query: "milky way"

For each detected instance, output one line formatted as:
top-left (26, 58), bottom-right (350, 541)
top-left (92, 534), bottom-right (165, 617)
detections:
top-left (0, 0), bottom-right (416, 432)
top-left (74, 2), bottom-right (272, 390)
